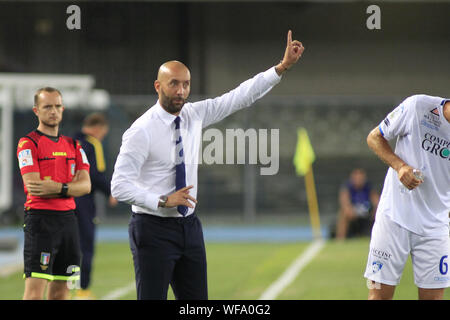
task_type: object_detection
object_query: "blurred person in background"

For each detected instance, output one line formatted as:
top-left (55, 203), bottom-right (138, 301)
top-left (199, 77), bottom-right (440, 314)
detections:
top-left (17, 87), bottom-right (91, 299)
top-left (73, 113), bottom-right (118, 299)
top-left (335, 168), bottom-right (379, 240)
top-left (365, 95), bottom-right (450, 300)
top-left (111, 30), bottom-right (304, 300)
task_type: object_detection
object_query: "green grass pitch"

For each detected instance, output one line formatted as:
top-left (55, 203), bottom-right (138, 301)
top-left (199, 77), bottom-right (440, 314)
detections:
top-left (0, 238), bottom-right (448, 300)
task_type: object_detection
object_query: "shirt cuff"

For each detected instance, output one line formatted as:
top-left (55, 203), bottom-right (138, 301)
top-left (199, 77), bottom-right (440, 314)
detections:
top-left (263, 66), bottom-right (282, 85)
top-left (144, 192), bottom-right (161, 211)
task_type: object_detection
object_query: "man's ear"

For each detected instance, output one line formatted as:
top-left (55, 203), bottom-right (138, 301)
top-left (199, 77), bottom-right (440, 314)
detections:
top-left (154, 80), bottom-right (161, 94)
top-left (32, 106), bottom-right (38, 116)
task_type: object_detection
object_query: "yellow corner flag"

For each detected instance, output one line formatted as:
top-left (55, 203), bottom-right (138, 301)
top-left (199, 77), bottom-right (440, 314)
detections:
top-left (293, 128), bottom-right (315, 176)
top-left (293, 128), bottom-right (322, 239)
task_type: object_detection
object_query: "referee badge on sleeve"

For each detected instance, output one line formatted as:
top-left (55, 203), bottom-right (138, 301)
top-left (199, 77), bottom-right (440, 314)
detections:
top-left (40, 252), bottom-right (51, 270)
top-left (79, 148), bottom-right (90, 165)
top-left (18, 149), bottom-right (33, 169)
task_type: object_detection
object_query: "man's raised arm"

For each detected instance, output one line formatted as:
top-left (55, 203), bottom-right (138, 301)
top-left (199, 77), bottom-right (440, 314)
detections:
top-left (191, 30), bottom-right (305, 128)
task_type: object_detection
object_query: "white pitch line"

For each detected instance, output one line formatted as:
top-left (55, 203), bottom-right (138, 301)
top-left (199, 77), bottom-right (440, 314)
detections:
top-left (259, 239), bottom-right (326, 300)
top-left (101, 282), bottom-right (135, 300)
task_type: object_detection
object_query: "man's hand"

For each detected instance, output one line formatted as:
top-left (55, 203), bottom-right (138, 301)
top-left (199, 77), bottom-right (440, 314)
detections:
top-left (165, 185), bottom-right (197, 208)
top-left (109, 195), bottom-right (119, 207)
top-left (26, 179), bottom-right (61, 197)
top-left (367, 127), bottom-right (423, 191)
top-left (276, 30), bottom-right (305, 75)
top-left (397, 164), bottom-right (423, 190)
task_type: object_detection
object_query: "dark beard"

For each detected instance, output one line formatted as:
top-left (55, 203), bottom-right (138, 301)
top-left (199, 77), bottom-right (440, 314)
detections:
top-left (159, 88), bottom-right (186, 114)
top-left (41, 120), bottom-right (59, 128)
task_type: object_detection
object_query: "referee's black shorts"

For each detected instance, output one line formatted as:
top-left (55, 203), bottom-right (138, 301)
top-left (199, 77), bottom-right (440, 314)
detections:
top-left (23, 209), bottom-right (81, 281)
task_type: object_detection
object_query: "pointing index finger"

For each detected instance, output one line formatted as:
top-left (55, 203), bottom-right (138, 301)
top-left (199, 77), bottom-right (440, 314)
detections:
top-left (287, 30), bottom-right (292, 45)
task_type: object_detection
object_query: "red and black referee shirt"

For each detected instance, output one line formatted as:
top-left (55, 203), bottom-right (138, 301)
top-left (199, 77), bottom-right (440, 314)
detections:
top-left (17, 130), bottom-right (90, 211)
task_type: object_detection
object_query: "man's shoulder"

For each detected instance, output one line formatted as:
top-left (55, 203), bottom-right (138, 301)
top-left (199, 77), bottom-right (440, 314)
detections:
top-left (72, 131), bottom-right (85, 142)
top-left (18, 130), bottom-right (40, 150)
top-left (132, 104), bottom-right (160, 126)
top-left (73, 132), bottom-right (95, 149)
top-left (58, 134), bottom-right (80, 151)
top-left (406, 94), bottom-right (444, 110)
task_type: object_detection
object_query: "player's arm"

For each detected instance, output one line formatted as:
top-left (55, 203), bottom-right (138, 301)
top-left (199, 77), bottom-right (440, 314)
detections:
top-left (367, 127), bottom-right (422, 190)
top-left (24, 170), bottom-right (91, 198)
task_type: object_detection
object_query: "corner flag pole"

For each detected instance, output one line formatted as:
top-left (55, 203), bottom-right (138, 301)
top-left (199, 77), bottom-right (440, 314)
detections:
top-left (304, 167), bottom-right (321, 239)
top-left (293, 128), bottom-right (322, 240)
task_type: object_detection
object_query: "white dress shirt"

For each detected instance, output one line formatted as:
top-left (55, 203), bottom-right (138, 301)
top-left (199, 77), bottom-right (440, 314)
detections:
top-left (111, 66), bottom-right (282, 217)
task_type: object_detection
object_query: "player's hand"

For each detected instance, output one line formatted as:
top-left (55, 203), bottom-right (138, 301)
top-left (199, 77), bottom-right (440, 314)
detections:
top-left (276, 30), bottom-right (305, 74)
top-left (165, 185), bottom-right (197, 208)
top-left (109, 195), bottom-right (118, 207)
top-left (26, 179), bottom-right (61, 196)
top-left (397, 164), bottom-right (423, 190)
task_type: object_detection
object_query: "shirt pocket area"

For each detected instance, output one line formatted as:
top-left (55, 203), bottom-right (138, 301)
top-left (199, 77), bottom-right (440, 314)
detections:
top-left (38, 157), bottom-right (56, 180)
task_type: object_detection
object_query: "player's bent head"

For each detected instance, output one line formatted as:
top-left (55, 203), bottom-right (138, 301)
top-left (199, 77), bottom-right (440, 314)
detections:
top-left (82, 112), bottom-right (109, 140)
top-left (83, 112), bottom-right (108, 128)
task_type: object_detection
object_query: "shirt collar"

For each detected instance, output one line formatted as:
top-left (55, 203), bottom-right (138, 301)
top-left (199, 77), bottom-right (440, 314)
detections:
top-left (155, 100), bottom-right (178, 126)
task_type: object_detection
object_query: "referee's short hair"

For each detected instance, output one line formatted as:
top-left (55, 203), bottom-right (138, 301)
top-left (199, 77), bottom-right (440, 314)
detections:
top-left (83, 112), bottom-right (108, 128)
top-left (34, 87), bottom-right (62, 106)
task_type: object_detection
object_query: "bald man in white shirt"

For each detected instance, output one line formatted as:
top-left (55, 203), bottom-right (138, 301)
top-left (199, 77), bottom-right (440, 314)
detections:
top-left (111, 31), bottom-right (304, 300)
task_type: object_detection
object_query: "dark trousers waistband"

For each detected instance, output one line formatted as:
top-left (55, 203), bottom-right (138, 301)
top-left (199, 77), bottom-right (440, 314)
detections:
top-left (25, 209), bottom-right (75, 216)
top-left (131, 212), bottom-right (196, 224)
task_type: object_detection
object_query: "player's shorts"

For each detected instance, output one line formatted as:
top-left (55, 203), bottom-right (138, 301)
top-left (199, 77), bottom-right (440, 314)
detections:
top-left (23, 209), bottom-right (81, 282)
top-left (364, 212), bottom-right (450, 289)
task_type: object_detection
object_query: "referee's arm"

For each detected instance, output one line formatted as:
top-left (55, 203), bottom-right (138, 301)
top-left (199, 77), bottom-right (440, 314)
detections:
top-left (24, 170), bottom-right (91, 198)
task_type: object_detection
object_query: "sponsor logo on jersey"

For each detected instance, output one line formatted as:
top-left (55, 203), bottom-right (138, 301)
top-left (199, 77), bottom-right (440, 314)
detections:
top-left (52, 151), bottom-right (67, 156)
top-left (421, 133), bottom-right (450, 160)
top-left (18, 140), bottom-right (29, 148)
top-left (430, 107), bottom-right (440, 116)
top-left (422, 109), bottom-right (441, 129)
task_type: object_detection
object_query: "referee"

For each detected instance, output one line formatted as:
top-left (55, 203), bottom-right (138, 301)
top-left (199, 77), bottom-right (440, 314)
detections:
top-left (111, 30), bottom-right (304, 300)
top-left (17, 87), bottom-right (91, 300)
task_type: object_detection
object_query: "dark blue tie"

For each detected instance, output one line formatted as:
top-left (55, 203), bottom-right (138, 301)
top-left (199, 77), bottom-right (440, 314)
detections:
top-left (174, 116), bottom-right (188, 216)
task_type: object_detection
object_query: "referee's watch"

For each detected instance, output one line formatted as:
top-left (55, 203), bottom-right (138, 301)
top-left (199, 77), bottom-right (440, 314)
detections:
top-left (158, 195), bottom-right (168, 208)
top-left (59, 183), bottom-right (69, 197)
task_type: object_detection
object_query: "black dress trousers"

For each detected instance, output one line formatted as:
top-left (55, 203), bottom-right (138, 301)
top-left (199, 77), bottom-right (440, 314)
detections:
top-left (128, 212), bottom-right (208, 300)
